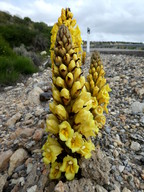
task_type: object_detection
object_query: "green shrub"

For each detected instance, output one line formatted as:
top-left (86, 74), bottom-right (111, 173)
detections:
top-left (0, 56), bottom-right (38, 84)
top-left (13, 56), bottom-right (38, 74)
top-left (0, 35), bottom-right (15, 56)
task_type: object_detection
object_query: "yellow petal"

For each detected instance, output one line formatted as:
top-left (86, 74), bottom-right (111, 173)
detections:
top-left (59, 121), bottom-right (74, 141)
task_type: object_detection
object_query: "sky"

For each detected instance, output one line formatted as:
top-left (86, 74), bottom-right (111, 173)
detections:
top-left (0, 0), bottom-right (144, 42)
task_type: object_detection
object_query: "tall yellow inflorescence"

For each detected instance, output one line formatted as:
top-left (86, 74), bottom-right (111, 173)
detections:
top-left (85, 51), bottom-right (111, 129)
top-left (42, 8), bottom-right (111, 181)
top-left (51, 8), bottom-right (83, 67)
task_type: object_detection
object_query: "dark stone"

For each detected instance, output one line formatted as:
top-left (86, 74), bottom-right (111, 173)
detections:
top-left (39, 92), bottom-right (52, 102)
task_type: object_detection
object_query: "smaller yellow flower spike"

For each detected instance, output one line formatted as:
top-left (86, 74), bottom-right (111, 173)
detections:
top-left (59, 121), bottom-right (74, 141)
top-left (49, 162), bottom-right (62, 180)
top-left (60, 155), bottom-right (79, 180)
top-left (78, 140), bottom-right (95, 159)
top-left (66, 132), bottom-right (83, 152)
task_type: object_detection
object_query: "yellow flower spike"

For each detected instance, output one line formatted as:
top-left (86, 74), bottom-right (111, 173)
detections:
top-left (55, 104), bottom-right (68, 121)
top-left (65, 72), bottom-right (74, 88)
top-left (78, 140), bottom-right (95, 159)
top-left (73, 68), bottom-right (82, 81)
top-left (66, 132), bottom-right (83, 152)
top-left (46, 119), bottom-right (59, 134)
top-left (49, 162), bottom-right (62, 180)
top-left (60, 155), bottom-right (79, 180)
top-left (59, 121), bottom-right (74, 141)
top-left (68, 60), bottom-right (76, 72)
top-left (59, 64), bottom-right (68, 78)
top-left (71, 81), bottom-right (82, 98)
top-left (55, 76), bottom-right (65, 88)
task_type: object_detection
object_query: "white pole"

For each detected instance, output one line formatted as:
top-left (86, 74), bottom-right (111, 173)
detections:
top-left (87, 27), bottom-right (90, 53)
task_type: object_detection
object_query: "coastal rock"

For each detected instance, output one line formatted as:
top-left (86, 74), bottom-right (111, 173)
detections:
top-left (8, 148), bottom-right (28, 175)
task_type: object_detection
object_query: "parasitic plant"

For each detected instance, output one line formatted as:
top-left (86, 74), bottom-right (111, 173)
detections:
top-left (42, 8), bottom-right (111, 181)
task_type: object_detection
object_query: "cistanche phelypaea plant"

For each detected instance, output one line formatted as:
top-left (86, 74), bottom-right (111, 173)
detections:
top-left (42, 8), bottom-right (111, 181)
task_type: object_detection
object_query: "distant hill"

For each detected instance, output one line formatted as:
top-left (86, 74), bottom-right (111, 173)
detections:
top-left (0, 10), bottom-right (52, 51)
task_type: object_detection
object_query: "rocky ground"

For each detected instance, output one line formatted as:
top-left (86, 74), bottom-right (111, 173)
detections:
top-left (0, 53), bottom-right (144, 192)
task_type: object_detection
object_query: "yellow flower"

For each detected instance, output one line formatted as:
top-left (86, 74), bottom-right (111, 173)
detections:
top-left (95, 114), bottom-right (106, 126)
top-left (46, 114), bottom-right (59, 134)
top-left (59, 121), bottom-right (74, 141)
top-left (42, 136), bottom-right (63, 164)
top-left (92, 105), bottom-right (103, 116)
top-left (71, 81), bottom-right (82, 98)
top-left (60, 155), bottom-right (79, 180)
top-left (55, 104), bottom-right (68, 120)
top-left (49, 162), bottom-right (62, 180)
top-left (78, 140), bottom-right (95, 159)
top-left (66, 132), bottom-right (83, 152)
top-left (74, 109), bottom-right (98, 138)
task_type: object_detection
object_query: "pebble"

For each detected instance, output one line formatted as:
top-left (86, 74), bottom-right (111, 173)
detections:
top-left (130, 141), bottom-right (141, 151)
top-left (8, 148), bottom-right (28, 175)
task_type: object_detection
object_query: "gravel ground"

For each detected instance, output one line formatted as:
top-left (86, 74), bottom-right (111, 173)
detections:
top-left (0, 53), bottom-right (144, 192)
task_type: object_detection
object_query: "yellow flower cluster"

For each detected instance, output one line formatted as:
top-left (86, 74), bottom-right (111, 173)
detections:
top-left (42, 9), bottom-right (110, 181)
top-left (85, 51), bottom-right (111, 128)
top-left (50, 8), bottom-right (83, 67)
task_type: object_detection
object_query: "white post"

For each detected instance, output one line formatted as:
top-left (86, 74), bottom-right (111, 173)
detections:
top-left (87, 27), bottom-right (90, 53)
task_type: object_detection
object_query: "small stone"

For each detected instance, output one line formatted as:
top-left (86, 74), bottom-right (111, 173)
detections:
top-left (27, 185), bottom-right (37, 192)
top-left (15, 127), bottom-right (35, 138)
top-left (130, 141), bottom-right (141, 151)
top-left (131, 101), bottom-right (144, 114)
top-left (6, 112), bottom-right (22, 127)
top-left (28, 87), bottom-right (43, 105)
top-left (8, 148), bottom-right (28, 175)
top-left (35, 107), bottom-right (44, 116)
top-left (95, 185), bottom-right (108, 192)
top-left (113, 149), bottom-right (119, 158)
top-left (26, 163), bottom-right (33, 174)
top-left (54, 181), bottom-right (65, 192)
top-left (122, 187), bottom-right (132, 192)
top-left (0, 173), bottom-right (8, 192)
top-left (39, 92), bottom-right (52, 102)
top-left (33, 129), bottom-right (44, 141)
top-left (25, 113), bottom-right (33, 121)
top-left (118, 165), bottom-right (125, 172)
top-left (0, 150), bottom-right (13, 171)
top-left (111, 185), bottom-right (121, 192)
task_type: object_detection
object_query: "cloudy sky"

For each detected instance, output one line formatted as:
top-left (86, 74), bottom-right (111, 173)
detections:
top-left (0, 0), bottom-right (144, 42)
